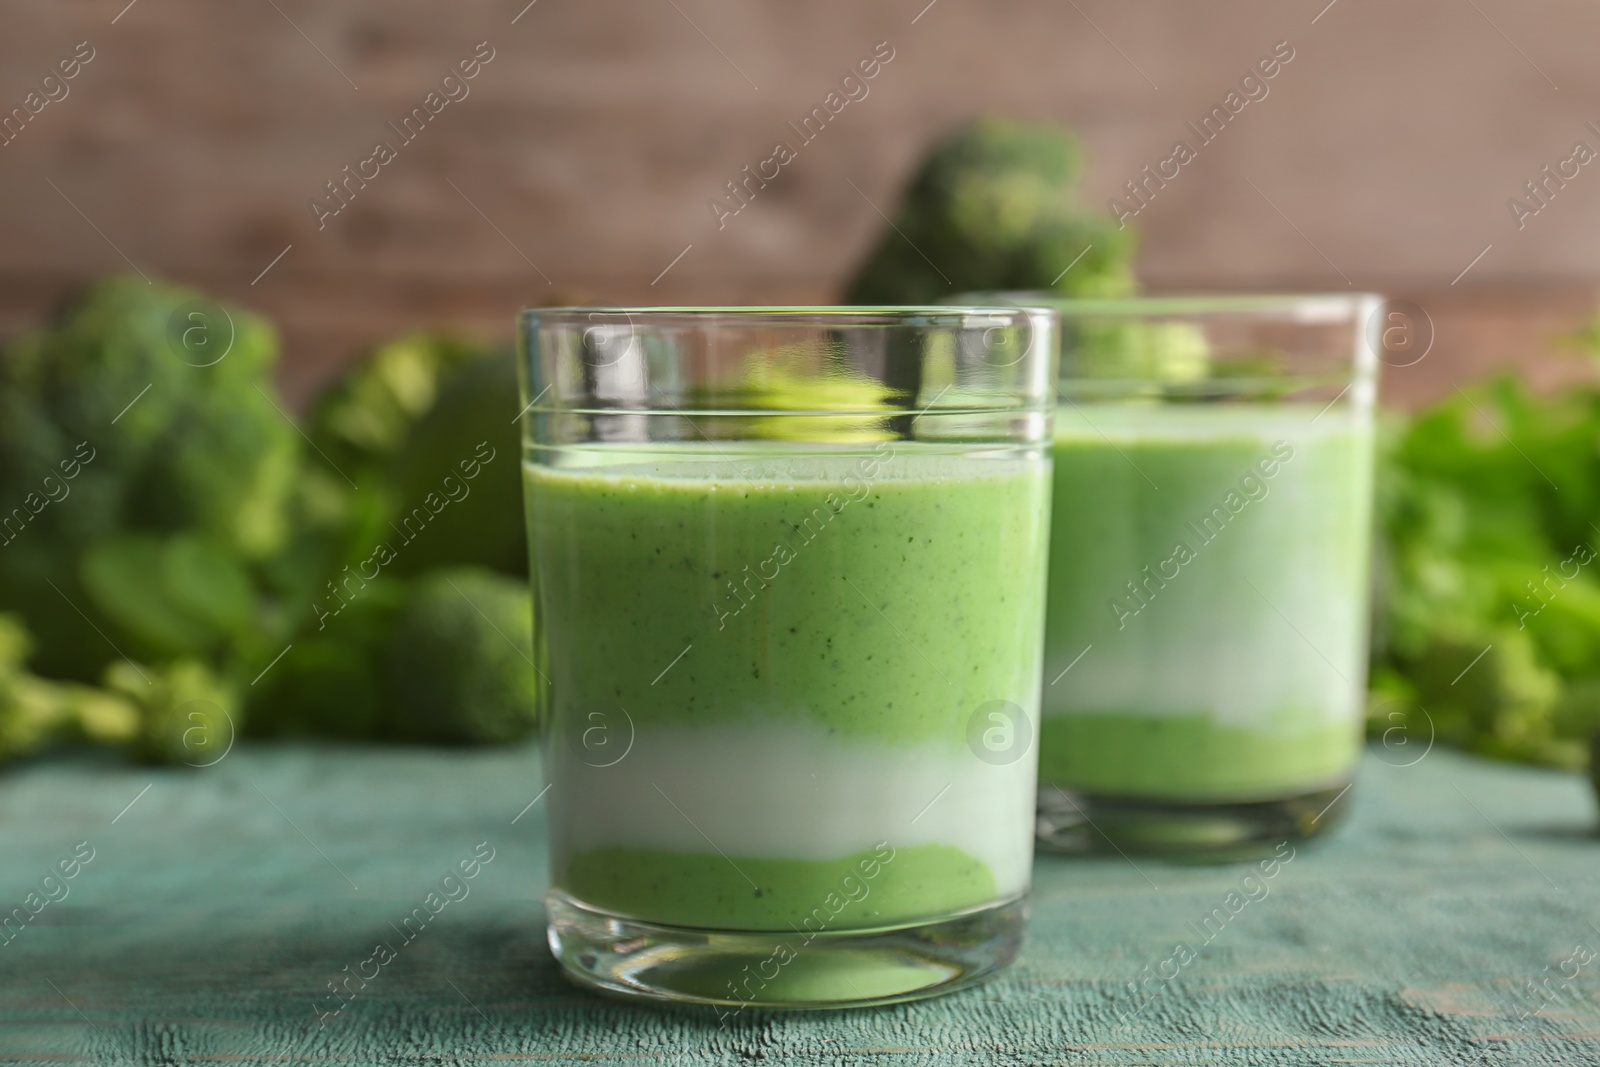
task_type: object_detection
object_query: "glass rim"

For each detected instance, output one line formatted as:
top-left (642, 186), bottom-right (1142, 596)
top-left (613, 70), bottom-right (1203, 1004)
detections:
top-left (520, 304), bottom-right (1057, 326)
top-left (953, 291), bottom-right (1382, 319)
top-left (520, 404), bottom-right (1048, 418)
top-left (962, 291), bottom-right (1380, 395)
top-left (520, 304), bottom-right (1058, 418)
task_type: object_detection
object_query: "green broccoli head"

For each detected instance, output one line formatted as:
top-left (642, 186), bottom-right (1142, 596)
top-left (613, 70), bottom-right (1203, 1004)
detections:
top-left (308, 333), bottom-right (487, 476)
top-left (1372, 374), bottom-right (1600, 767)
top-left (0, 613), bottom-right (137, 766)
top-left (1400, 627), bottom-right (1567, 764)
top-left (388, 352), bottom-right (525, 576)
top-left (244, 576), bottom-right (409, 742)
top-left (242, 334), bottom-right (528, 748)
top-left (104, 656), bottom-right (238, 766)
top-left (306, 335), bottom-right (525, 578)
top-left (0, 275), bottom-right (297, 554)
top-left (1064, 320), bottom-right (1211, 383)
top-left (383, 568), bottom-right (538, 745)
top-left (845, 118), bottom-right (1136, 305)
top-left (263, 333), bottom-right (488, 639)
top-left (0, 276), bottom-right (300, 680)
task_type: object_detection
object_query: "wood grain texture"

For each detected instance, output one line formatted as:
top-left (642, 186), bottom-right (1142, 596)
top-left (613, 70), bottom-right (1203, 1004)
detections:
top-left (0, 744), bottom-right (1596, 1064)
top-left (2, 1), bottom-right (1600, 405)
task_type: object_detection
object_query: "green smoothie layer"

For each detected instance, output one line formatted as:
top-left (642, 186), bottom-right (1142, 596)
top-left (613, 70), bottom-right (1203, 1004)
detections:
top-left (1038, 712), bottom-right (1361, 800)
top-left (1042, 403), bottom-right (1373, 800)
top-left (562, 843), bottom-right (998, 931)
top-left (526, 447), bottom-right (1049, 746)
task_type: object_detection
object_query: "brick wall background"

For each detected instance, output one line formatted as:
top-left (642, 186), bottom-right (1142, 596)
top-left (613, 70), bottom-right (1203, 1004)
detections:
top-left (2, 0), bottom-right (1598, 406)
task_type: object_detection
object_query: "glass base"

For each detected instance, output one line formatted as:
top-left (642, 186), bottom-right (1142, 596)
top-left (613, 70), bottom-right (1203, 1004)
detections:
top-left (546, 890), bottom-right (1025, 1011)
top-left (1036, 780), bottom-right (1350, 862)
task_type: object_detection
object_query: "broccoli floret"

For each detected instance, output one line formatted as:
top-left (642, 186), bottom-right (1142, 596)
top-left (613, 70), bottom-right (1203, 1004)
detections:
top-left (250, 567), bottom-right (537, 746)
top-left (309, 333), bottom-right (486, 476)
top-left (681, 346), bottom-right (899, 444)
top-left (248, 638), bottom-right (384, 741)
top-left (382, 568), bottom-right (538, 744)
top-left (0, 276), bottom-right (299, 681)
top-left (77, 532), bottom-right (256, 660)
top-left (308, 335), bottom-right (525, 577)
top-left (262, 339), bottom-right (526, 750)
top-left (0, 613), bottom-right (137, 765)
top-left (1398, 628), bottom-right (1569, 766)
top-left (0, 282), bottom-right (543, 756)
top-left (1373, 374), bottom-right (1600, 768)
top-left (845, 118), bottom-right (1135, 305)
top-left (388, 352), bottom-right (525, 576)
top-left (244, 577), bottom-right (409, 742)
top-left (104, 657), bottom-right (239, 766)
top-left (1065, 320), bottom-right (1211, 383)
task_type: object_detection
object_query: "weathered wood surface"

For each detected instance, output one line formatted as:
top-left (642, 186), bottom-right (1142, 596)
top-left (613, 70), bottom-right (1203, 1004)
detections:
top-left (0, 744), bottom-right (1596, 1065)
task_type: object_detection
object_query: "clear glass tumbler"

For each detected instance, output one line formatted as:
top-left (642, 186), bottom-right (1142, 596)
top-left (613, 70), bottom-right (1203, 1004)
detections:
top-left (974, 293), bottom-right (1379, 859)
top-left (517, 306), bottom-right (1056, 1009)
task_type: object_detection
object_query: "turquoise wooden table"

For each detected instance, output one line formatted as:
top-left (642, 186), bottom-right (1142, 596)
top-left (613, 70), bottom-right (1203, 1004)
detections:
top-left (2, 743), bottom-right (1597, 1066)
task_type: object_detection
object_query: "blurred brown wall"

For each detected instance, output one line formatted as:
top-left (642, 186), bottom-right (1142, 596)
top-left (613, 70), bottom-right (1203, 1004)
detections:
top-left (2, 0), bottom-right (1599, 406)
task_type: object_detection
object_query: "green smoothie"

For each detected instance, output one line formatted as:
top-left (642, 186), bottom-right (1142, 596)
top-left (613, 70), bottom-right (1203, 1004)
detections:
top-left (562, 843), bottom-right (996, 930)
top-left (526, 444), bottom-right (1048, 931)
top-left (1040, 403), bottom-right (1372, 801)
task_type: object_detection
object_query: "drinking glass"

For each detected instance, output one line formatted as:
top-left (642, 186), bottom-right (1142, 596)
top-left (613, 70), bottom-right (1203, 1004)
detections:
top-left (518, 306), bottom-right (1055, 1008)
top-left (971, 293), bottom-right (1380, 859)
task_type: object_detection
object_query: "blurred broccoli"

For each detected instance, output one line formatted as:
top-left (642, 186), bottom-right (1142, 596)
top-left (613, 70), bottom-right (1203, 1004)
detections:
top-left (244, 577), bottom-right (409, 742)
top-left (681, 346), bottom-right (898, 444)
top-left (105, 657), bottom-right (238, 766)
top-left (383, 568), bottom-right (538, 744)
top-left (308, 335), bottom-right (525, 577)
top-left (0, 277), bottom-right (547, 761)
top-left (1065, 320), bottom-right (1211, 383)
top-left (388, 352), bottom-right (525, 576)
top-left (0, 613), bottom-right (137, 765)
top-left (845, 118), bottom-right (1135, 305)
top-left (1378, 631), bottom-right (1568, 766)
top-left (79, 533), bottom-right (256, 661)
top-left (0, 276), bottom-right (299, 682)
top-left (243, 335), bottom-right (529, 746)
top-left (249, 567), bottom-right (536, 746)
top-left (1372, 374), bottom-right (1600, 767)
top-left (309, 333), bottom-right (486, 478)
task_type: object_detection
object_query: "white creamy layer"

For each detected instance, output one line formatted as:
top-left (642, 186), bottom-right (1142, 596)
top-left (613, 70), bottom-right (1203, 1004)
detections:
top-left (1045, 402), bottom-right (1372, 729)
top-left (1045, 633), bottom-right (1368, 727)
top-left (547, 717), bottom-right (1037, 899)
